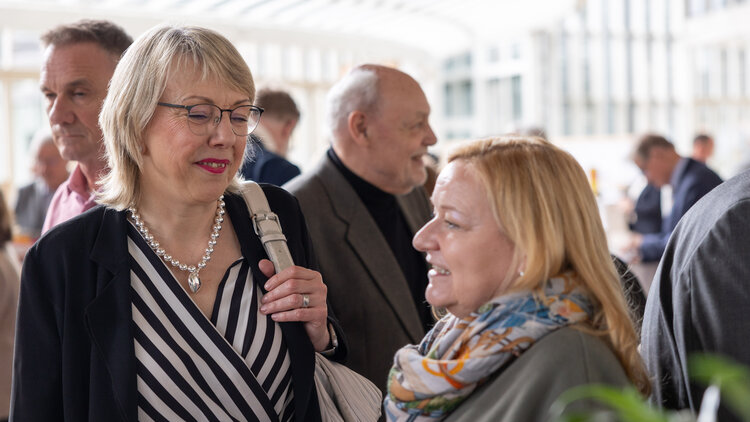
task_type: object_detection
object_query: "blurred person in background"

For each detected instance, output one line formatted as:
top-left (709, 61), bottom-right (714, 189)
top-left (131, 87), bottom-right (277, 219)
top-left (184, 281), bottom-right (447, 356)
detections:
top-left (14, 130), bottom-right (68, 241)
top-left (240, 88), bottom-right (301, 185)
top-left (285, 64), bottom-right (436, 393)
top-left (507, 123), bottom-right (547, 141)
top-left (0, 190), bottom-right (19, 422)
top-left (39, 20), bottom-right (133, 233)
top-left (385, 137), bottom-right (649, 421)
top-left (691, 133), bottom-right (715, 164)
top-left (625, 134), bottom-right (722, 263)
top-left (422, 152), bottom-right (440, 196)
top-left (12, 25), bottom-right (344, 420)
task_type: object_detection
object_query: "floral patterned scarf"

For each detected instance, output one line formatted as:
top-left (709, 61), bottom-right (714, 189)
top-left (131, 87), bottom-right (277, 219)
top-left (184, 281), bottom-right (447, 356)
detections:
top-left (384, 272), bottom-right (594, 421)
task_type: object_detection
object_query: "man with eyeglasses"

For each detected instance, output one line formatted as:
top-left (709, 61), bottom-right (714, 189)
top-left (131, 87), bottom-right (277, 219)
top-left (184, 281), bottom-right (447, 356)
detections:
top-left (285, 64), bottom-right (437, 393)
top-left (40, 20), bottom-right (132, 233)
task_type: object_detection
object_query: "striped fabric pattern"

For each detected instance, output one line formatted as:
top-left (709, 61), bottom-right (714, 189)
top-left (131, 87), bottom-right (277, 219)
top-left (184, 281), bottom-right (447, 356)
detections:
top-left (127, 224), bottom-right (294, 422)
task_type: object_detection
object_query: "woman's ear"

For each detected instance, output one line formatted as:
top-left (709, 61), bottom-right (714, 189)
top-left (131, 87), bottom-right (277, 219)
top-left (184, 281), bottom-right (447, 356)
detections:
top-left (135, 138), bottom-right (148, 159)
top-left (517, 255), bottom-right (527, 278)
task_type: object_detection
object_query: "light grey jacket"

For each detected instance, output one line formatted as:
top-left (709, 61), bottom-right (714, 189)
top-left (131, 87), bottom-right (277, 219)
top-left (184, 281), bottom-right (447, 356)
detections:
top-left (445, 327), bottom-right (631, 422)
top-left (284, 156), bottom-right (431, 393)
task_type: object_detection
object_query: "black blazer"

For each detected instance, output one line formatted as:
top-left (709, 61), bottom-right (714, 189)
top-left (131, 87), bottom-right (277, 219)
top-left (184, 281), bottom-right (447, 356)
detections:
top-left (240, 141), bottom-right (301, 187)
top-left (11, 185), bottom-right (346, 421)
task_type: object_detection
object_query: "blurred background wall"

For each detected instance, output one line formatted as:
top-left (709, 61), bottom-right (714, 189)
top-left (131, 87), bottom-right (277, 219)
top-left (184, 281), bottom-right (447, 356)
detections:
top-left (1, 0), bottom-right (748, 207)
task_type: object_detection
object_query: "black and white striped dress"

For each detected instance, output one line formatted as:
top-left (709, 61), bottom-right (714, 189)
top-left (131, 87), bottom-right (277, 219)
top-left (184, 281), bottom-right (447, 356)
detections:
top-left (127, 223), bottom-right (294, 422)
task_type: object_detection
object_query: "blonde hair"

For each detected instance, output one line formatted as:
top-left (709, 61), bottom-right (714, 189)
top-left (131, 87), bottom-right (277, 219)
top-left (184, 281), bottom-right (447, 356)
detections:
top-left (448, 136), bottom-right (650, 395)
top-left (97, 24), bottom-right (255, 209)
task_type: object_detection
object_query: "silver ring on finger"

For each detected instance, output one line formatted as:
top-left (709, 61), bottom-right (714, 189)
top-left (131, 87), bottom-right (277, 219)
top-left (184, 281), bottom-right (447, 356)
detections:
top-left (302, 294), bottom-right (310, 308)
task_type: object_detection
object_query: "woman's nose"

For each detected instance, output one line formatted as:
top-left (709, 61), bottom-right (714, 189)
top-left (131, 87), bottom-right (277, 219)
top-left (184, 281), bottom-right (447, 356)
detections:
top-left (412, 218), bottom-right (437, 252)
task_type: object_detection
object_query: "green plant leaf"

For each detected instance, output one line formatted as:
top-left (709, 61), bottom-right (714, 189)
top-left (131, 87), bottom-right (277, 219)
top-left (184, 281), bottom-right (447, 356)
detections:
top-left (551, 384), bottom-right (671, 422)
top-left (689, 354), bottom-right (750, 421)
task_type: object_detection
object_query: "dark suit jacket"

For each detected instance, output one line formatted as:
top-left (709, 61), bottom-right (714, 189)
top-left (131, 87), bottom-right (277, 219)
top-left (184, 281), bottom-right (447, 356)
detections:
top-left (642, 171), bottom-right (750, 421)
top-left (640, 158), bottom-right (722, 262)
top-left (630, 183), bottom-right (662, 234)
top-left (11, 186), bottom-right (346, 421)
top-left (241, 141), bottom-right (301, 186)
top-left (284, 156), bottom-right (431, 392)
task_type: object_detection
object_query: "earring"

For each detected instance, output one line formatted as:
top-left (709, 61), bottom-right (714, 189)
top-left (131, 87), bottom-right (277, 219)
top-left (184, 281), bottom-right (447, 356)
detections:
top-left (519, 270), bottom-right (525, 277)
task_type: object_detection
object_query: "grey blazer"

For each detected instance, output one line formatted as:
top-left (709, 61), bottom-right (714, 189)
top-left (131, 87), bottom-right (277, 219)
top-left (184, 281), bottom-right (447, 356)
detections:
top-left (445, 327), bottom-right (631, 422)
top-left (284, 156), bottom-right (431, 392)
top-left (642, 170), bottom-right (749, 422)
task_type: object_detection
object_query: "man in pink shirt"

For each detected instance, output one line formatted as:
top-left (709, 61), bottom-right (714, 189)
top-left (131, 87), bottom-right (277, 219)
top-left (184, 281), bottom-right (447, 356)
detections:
top-left (40, 20), bottom-right (132, 234)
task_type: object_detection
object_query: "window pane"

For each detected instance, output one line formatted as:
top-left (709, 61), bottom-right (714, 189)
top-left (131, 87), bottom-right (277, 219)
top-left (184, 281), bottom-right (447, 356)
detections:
top-left (12, 79), bottom-right (44, 185)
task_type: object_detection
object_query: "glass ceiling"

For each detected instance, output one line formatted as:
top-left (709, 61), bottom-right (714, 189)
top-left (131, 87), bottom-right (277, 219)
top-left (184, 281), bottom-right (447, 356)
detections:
top-left (0, 0), bottom-right (577, 59)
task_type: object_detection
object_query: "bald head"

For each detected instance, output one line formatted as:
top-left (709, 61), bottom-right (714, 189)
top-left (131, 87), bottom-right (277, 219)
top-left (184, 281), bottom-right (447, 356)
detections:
top-left (326, 64), bottom-right (437, 194)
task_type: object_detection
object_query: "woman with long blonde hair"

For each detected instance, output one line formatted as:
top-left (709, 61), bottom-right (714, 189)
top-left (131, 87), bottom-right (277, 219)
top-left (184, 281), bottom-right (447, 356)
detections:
top-left (385, 136), bottom-right (649, 421)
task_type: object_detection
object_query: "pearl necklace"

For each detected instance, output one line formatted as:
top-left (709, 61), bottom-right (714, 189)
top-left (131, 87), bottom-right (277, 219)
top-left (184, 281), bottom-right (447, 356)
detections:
top-left (128, 195), bottom-right (225, 293)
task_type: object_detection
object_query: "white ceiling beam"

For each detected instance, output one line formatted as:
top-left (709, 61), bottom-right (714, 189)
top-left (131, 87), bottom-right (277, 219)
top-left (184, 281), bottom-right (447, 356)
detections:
top-left (0, 2), bottom-right (438, 63)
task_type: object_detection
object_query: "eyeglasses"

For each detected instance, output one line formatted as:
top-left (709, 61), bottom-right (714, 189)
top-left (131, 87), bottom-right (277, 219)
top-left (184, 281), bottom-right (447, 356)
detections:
top-left (157, 102), bottom-right (264, 136)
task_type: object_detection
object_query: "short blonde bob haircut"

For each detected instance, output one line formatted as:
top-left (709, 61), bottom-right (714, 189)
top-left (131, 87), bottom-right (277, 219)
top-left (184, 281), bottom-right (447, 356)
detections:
top-left (98, 24), bottom-right (255, 209)
top-left (448, 136), bottom-right (650, 395)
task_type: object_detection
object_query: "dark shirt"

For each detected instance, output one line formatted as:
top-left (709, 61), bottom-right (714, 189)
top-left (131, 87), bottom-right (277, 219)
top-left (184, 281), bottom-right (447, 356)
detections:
top-left (240, 139), bottom-right (301, 186)
top-left (327, 149), bottom-right (432, 331)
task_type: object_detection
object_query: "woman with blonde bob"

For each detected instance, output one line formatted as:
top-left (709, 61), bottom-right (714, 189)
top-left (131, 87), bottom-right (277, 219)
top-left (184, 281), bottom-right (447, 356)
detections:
top-left (13, 25), bottom-right (345, 421)
top-left (385, 136), bottom-right (649, 421)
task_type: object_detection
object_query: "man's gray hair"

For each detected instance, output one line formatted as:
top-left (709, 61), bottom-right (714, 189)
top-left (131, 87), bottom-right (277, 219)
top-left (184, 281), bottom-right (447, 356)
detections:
top-left (325, 66), bottom-right (380, 141)
top-left (41, 19), bottom-right (132, 59)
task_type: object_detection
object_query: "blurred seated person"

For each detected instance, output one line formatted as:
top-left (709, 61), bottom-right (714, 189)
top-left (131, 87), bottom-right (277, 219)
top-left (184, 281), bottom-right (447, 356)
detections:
top-left (625, 134), bottom-right (722, 263)
top-left (12, 24), bottom-right (345, 421)
top-left (691, 133), bottom-right (714, 164)
top-left (14, 130), bottom-right (69, 241)
top-left (384, 136), bottom-right (649, 421)
top-left (0, 190), bottom-right (19, 422)
top-left (240, 88), bottom-right (301, 185)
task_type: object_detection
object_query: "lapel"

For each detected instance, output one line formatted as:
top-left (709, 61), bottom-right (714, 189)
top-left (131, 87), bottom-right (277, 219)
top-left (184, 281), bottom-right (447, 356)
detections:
top-left (84, 207), bottom-right (137, 422)
top-left (315, 159), bottom-right (425, 342)
top-left (672, 158), bottom-right (693, 194)
top-left (225, 193), bottom-right (316, 422)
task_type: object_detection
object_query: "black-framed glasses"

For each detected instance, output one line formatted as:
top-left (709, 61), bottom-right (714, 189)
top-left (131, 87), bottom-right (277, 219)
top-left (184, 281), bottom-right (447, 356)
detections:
top-left (157, 102), bottom-right (264, 136)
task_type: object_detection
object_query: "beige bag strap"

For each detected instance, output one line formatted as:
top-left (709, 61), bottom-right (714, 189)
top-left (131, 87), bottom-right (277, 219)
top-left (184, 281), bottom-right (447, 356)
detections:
top-left (239, 181), bottom-right (294, 273)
